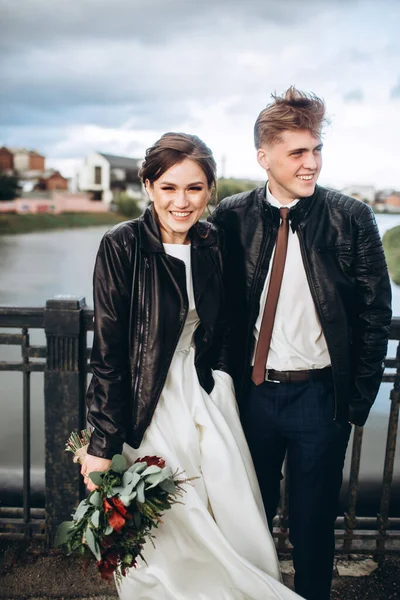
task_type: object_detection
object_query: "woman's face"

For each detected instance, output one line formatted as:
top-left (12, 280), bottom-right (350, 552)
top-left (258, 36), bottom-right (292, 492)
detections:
top-left (146, 158), bottom-right (211, 244)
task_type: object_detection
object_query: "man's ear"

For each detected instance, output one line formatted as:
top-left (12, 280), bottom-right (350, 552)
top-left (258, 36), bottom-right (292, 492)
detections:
top-left (257, 148), bottom-right (269, 172)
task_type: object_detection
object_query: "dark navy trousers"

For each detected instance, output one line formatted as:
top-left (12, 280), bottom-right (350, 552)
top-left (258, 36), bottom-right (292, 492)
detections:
top-left (243, 377), bottom-right (351, 600)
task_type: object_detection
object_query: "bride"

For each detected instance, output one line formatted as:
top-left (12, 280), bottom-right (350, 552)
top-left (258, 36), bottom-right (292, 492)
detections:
top-left (80, 132), bottom-right (301, 600)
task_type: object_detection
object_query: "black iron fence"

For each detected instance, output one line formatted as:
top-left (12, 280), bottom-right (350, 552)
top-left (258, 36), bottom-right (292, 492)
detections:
top-left (0, 296), bottom-right (399, 556)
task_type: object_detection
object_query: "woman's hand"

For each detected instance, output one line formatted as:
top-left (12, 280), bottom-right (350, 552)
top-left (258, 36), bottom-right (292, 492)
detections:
top-left (81, 454), bottom-right (112, 492)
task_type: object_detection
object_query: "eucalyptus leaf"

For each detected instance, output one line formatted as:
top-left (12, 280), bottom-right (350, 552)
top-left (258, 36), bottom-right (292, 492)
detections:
top-left (128, 461), bottom-right (147, 474)
top-left (120, 490), bottom-right (137, 506)
top-left (85, 527), bottom-right (101, 561)
top-left (159, 478), bottom-right (177, 494)
top-left (122, 471), bottom-right (134, 486)
top-left (110, 470), bottom-right (132, 494)
top-left (91, 510), bottom-right (100, 528)
top-left (113, 472), bottom-right (141, 496)
top-left (142, 465), bottom-right (162, 477)
top-left (160, 466), bottom-right (173, 479)
top-left (144, 473), bottom-right (164, 489)
top-left (73, 500), bottom-right (90, 522)
top-left (145, 466), bottom-right (173, 489)
top-left (111, 454), bottom-right (127, 473)
top-left (89, 471), bottom-right (104, 486)
top-left (55, 521), bottom-right (74, 547)
top-left (89, 490), bottom-right (101, 507)
top-left (104, 525), bottom-right (114, 535)
top-left (129, 472), bottom-right (141, 489)
top-left (136, 479), bottom-right (145, 503)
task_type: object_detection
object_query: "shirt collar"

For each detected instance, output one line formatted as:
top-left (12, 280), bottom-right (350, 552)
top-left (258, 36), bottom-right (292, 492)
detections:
top-left (266, 184), bottom-right (300, 210)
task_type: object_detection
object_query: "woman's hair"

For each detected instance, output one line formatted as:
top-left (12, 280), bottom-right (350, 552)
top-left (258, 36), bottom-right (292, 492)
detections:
top-left (254, 86), bottom-right (329, 149)
top-left (139, 132), bottom-right (217, 190)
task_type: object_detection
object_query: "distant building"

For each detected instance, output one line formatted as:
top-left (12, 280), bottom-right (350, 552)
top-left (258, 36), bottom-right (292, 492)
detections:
top-left (0, 147), bottom-right (14, 173)
top-left (0, 192), bottom-right (108, 215)
top-left (0, 146), bottom-right (71, 197)
top-left (17, 169), bottom-right (69, 193)
top-left (341, 185), bottom-right (375, 204)
top-left (12, 148), bottom-right (45, 173)
top-left (78, 152), bottom-right (146, 206)
top-left (35, 170), bottom-right (69, 191)
top-left (385, 192), bottom-right (400, 212)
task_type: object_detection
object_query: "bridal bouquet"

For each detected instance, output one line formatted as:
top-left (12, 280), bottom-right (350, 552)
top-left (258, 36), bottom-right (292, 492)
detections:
top-left (56, 430), bottom-right (191, 582)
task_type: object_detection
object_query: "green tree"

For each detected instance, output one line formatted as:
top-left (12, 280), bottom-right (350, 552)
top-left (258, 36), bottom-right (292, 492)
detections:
top-left (0, 172), bottom-right (20, 200)
top-left (113, 192), bottom-right (143, 218)
top-left (382, 225), bottom-right (400, 285)
top-left (215, 178), bottom-right (261, 205)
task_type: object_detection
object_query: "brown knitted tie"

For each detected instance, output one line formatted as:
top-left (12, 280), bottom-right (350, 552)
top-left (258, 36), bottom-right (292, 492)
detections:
top-left (252, 207), bottom-right (290, 385)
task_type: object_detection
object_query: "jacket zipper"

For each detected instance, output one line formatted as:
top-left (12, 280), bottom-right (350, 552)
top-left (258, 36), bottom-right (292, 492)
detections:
top-left (297, 225), bottom-right (338, 420)
top-left (241, 225), bottom-right (277, 397)
top-left (133, 256), bottom-right (149, 401)
top-left (153, 261), bottom-right (189, 396)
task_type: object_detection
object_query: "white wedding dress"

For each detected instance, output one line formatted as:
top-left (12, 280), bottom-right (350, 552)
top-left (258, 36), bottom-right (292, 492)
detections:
top-left (119, 243), bottom-right (300, 600)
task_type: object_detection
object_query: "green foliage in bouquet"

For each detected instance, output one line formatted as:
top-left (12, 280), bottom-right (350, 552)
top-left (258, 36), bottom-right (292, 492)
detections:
top-left (56, 452), bottom-right (190, 583)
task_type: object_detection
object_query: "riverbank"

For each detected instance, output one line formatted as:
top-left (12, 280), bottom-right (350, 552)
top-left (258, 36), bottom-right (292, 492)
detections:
top-left (382, 225), bottom-right (400, 285)
top-left (0, 212), bottom-right (125, 235)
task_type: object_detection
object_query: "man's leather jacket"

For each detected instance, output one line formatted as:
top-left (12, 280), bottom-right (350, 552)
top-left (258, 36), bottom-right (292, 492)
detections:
top-left (209, 184), bottom-right (392, 426)
top-left (86, 206), bottom-right (230, 458)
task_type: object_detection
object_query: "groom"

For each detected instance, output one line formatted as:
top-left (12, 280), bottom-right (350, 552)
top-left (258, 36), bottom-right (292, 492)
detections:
top-left (209, 87), bottom-right (392, 600)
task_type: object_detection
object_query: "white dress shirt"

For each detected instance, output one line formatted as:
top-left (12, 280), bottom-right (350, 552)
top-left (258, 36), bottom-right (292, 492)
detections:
top-left (252, 186), bottom-right (331, 372)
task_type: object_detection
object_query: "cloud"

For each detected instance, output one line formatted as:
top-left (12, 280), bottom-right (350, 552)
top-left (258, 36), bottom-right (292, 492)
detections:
top-left (0, 0), bottom-right (356, 51)
top-left (390, 79), bottom-right (400, 99)
top-left (0, 0), bottom-right (400, 188)
top-left (343, 89), bottom-right (365, 103)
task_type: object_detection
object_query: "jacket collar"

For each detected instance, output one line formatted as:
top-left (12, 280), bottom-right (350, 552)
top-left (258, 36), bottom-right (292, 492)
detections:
top-left (139, 205), bottom-right (217, 253)
top-left (258, 183), bottom-right (319, 232)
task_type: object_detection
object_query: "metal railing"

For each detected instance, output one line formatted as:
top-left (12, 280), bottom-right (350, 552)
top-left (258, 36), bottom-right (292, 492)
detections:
top-left (0, 297), bottom-right (399, 555)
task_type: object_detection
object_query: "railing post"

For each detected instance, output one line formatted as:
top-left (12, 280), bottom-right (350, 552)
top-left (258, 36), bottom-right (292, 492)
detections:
top-left (44, 296), bottom-right (87, 546)
top-left (376, 339), bottom-right (400, 560)
top-left (344, 426), bottom-right (364, 554)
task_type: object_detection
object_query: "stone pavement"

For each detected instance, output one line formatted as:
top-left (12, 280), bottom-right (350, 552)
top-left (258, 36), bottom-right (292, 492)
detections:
top-left (0, 541), bottom-right (399, 599)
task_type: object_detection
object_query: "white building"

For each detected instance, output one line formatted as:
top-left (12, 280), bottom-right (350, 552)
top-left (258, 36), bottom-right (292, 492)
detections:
top-left (78, 152), bottom-right (146, 207)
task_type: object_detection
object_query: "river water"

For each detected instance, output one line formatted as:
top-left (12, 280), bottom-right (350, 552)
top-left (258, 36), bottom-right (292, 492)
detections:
top-left (0, 213), bottom-right (399, 511)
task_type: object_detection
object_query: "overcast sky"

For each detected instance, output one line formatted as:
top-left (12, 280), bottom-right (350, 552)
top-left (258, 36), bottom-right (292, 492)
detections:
top-left (1, 0), bottom-right (400, 189)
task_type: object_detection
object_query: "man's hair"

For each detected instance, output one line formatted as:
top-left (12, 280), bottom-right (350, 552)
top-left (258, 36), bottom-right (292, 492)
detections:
top-left (254, 86), bottom-right (329, 149)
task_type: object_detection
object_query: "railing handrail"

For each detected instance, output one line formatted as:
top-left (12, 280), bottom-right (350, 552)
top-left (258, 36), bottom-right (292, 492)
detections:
top-left (1, 307), bottom-right (399, 336)
top-left (0, 307), bottom-right (45, 328)
top-left (0, 299), bottom-right (399, 553)
top-left (389, 316), bottom-right (400, 339)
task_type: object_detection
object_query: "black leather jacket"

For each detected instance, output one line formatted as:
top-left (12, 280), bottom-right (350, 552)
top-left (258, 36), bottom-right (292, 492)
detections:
top-left (86, 206), bottom-right (230, 458)
top-left (209, 185), bottom-right (392, 426)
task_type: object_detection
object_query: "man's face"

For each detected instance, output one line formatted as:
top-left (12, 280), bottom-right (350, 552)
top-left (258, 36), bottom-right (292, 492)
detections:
top-left (257, 129), bottom-right (323, 204)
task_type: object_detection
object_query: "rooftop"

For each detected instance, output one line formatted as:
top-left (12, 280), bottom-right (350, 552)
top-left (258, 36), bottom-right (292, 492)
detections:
top-left (99, 153), bottom-right (141, 170)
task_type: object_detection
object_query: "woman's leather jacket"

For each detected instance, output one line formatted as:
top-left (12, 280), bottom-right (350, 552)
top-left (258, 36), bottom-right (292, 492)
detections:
top-left (86, 206), bottom-right (230, 458)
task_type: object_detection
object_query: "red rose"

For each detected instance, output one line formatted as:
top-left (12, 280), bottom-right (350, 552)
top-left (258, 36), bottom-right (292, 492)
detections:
top-left (103, 498), bottom-right (113, 513)
top-left (111, 497), bottom-right (129, 516)
top-left (104, 548), bottom-right (120, 566)
top-left (103, 497), bottom-right (132, 532)
top-left (97, 558), bottom-right (116, 581)
top-left (135, 455), bottom-right (166, 468)
top-left (101, 531), bottom-right (118, 549)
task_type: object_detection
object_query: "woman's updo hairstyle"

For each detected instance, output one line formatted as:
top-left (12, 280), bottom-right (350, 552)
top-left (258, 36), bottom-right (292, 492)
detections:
top-left (139, 132), bottom-right (217, 193)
